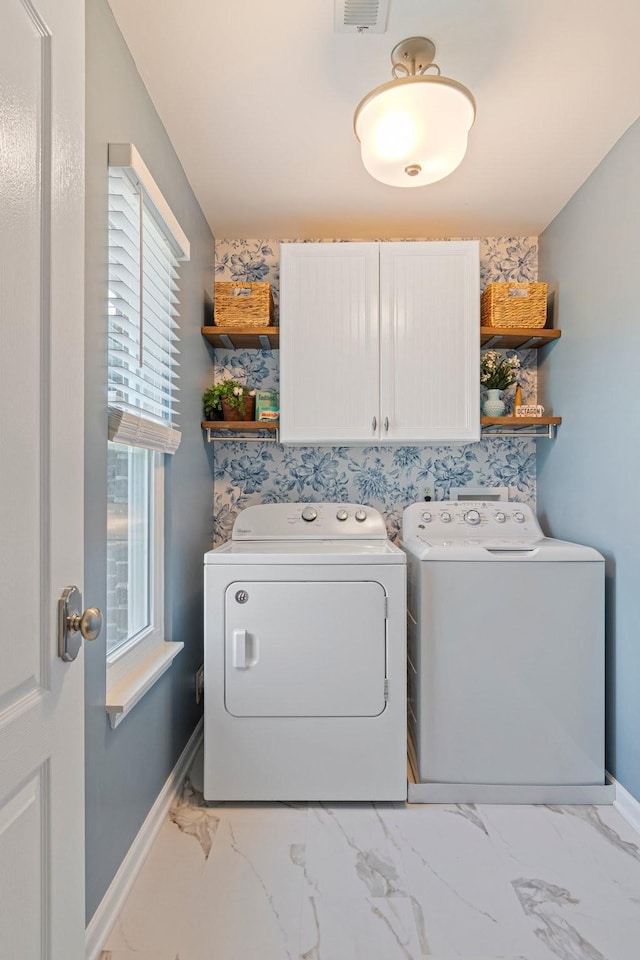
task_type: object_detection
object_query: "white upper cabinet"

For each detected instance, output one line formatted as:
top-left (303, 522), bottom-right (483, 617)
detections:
top-left (279, 240), bottom-right (480, 444)
top-left (280, 242), bottom-right (380, 444)
top-left (379, 241), bottom-right (480, 442)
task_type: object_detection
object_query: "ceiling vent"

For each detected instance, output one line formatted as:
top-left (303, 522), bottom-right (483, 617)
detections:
top-left (334, 0), bottom-right (390, 34)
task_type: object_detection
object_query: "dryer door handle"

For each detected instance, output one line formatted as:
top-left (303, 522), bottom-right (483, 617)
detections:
top-left (232, 629), bottom-right (259, 669)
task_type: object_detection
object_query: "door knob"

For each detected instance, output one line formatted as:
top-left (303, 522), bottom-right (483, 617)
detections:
top-left (68, 607), bottom-right (102, 641)
top-left (58, 585), bottom-right (103, 662)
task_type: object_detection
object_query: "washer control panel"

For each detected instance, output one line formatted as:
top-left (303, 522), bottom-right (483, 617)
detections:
top-left (405, 500), bottom-right (543, 544)
top-left (232, 502), bottom-right (387, 540)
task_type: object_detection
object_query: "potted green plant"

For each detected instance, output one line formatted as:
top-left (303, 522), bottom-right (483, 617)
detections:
top-left (203, 380), bottom-right (256, 421)
top-left (480, 350), bottom-right (521, 417)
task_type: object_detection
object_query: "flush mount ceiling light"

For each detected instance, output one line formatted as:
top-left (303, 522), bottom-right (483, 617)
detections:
top-left (353, 36), bottom-right (476, 187)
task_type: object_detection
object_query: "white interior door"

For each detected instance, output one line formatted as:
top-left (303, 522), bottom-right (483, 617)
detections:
top-left (0, 1), bottom-right (86, 958)
top-left (225, 581), bottom-right (387, 716)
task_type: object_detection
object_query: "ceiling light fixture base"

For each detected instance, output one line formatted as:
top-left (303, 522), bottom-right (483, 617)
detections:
top-left (390, 37), bottom-right (436, 76)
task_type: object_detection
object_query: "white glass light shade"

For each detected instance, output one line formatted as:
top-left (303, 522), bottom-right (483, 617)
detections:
top-left (354, 76), bottom-right (475, 187)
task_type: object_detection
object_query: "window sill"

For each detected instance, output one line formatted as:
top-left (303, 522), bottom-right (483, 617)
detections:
top-left (106, 640), bottom-right (184, 729)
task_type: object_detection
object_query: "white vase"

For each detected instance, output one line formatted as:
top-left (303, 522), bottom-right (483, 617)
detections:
top-left (483, 389), bottom-right (505, 417)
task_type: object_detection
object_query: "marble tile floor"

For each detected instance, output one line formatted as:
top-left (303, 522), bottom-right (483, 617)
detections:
top-left (103, 755), bottom-right (640, 960)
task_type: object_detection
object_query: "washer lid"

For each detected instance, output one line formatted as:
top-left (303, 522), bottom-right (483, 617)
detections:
top-left (205, 538), bottom-right (406, 564)
top-left (401, 536), bottom-right (603, 562)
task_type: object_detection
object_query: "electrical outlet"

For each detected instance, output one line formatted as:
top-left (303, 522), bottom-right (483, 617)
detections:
top-left (195, 665), bottom-right (204, 704)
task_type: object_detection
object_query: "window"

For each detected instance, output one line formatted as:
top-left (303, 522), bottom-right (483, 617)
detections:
top-left (106, 442), bottom-right (154, 657)
top-left (105, 144), bottom-right (190, 728)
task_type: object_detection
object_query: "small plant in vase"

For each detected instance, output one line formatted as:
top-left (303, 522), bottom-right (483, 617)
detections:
top-left (480, 351), bottom-right (521, 417)
top-left (203, 380), bottom-right (256, 422)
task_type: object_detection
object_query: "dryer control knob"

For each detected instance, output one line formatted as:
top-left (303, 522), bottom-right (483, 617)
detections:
top-left (421, 512), bottom-right (432, 522)
top-left (495, 512), bottom-right (506, 523)
top-left (464, 509), bottom-right (481, 525)
top-left (355, 509), bottom-right (367, 522)
top-left (440, 512), bottom-right (452, 523)
top-left (336, 509), bottom-right (349, 521)
top-left (513, 511), bottom-right (525, 523)
top-left (301, 506), bottom-right (318, 522)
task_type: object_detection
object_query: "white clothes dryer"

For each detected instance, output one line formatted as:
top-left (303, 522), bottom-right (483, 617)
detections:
top-left (204, 502), bottom-right (406, 801)
top-left (401, 500), bottom-right (614, 804)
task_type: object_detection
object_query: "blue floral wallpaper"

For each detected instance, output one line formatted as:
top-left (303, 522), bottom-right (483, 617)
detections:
top-left (210, 238), bottom-right (539, 545)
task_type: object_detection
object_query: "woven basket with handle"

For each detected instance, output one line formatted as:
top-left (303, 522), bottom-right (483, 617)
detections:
top-left (481, 282), bottom-right (548, 329)
top-left (214, 282), bottom-right (274, 327)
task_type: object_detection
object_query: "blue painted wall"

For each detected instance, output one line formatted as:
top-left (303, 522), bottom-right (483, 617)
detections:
top-left (538, 117), bottom-right (640, 801)
top-left (84, 0), bottom-right (215, 922)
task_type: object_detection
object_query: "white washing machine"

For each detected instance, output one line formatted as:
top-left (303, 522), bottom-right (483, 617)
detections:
top-left (402, 500), bottom-right (614, 804)
top-left (204, 502), bottom-right (406, 801)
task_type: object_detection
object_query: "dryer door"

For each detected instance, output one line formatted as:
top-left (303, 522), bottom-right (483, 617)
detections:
top-left (224, 580), bottom-right (387, 717)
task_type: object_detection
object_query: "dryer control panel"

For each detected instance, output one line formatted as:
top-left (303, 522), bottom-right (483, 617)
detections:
top-left (402, 500), bottom-right (543, 545)
top-left (232, 502), bottom-right (387, 540)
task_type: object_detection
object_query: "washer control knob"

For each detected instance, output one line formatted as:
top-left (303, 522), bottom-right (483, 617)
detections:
top-left (495, 512), bottom-right (506, 523)
top-left (421, 512), bottom-right (432, 522)
top-left (464, 509), bottom-right (481, 526)
top-left (336, 508), bottom-right (349, 521)
top-left (355, 509), bottom-right (367, 522)
top-left (513, 511), bottom-right (525, 523)
top-left (440, 512), bottom-right (452, 523)
top-left (301, 506), bottom-right (318, 522)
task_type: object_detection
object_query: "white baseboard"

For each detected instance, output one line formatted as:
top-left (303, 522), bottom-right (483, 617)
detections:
top-left (608, 771), bottom-right (640, 837)
top-left (85, 718), bottom-right (203, 960)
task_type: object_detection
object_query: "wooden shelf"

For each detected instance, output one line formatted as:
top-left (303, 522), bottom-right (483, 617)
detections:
top-left (481, 416), bottom-right (562, 439)
top-left (482, 416), bottom-right (562, 427)
top-left (201, 420), bottom-right (280, 443)
top-left (202, 325), bottom-right (556, 351)
top-left (201, 420), bottom-right (279, 432)
top-left (201, 325), bottom-right (279, 350)
top-left (480, 327), bottom-right (561, 349)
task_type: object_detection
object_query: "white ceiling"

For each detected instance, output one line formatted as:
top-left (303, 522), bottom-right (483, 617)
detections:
top-left (107, 0), bottom-right (640, 240)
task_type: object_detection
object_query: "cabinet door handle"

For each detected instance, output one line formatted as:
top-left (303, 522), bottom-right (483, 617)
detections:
top-left (372, 416), bottom-right (377, 434)
top-left (384, 417), bottom-right (389, 432)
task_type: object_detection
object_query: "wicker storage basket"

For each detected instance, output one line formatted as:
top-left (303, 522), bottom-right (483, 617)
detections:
top-left (481, 282), bottom-right (548, 329)
top-left (214, 282), bottom-right (274, 327)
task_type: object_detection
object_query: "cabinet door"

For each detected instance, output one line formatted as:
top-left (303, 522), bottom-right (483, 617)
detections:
top-left (280, 242), bottom-right (380, 443)
top-left (380, 241), bottom-right (480, 442)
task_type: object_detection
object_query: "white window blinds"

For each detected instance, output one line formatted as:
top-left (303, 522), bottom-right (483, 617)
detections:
top-left (107, 144), bottom-right (190, 454)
